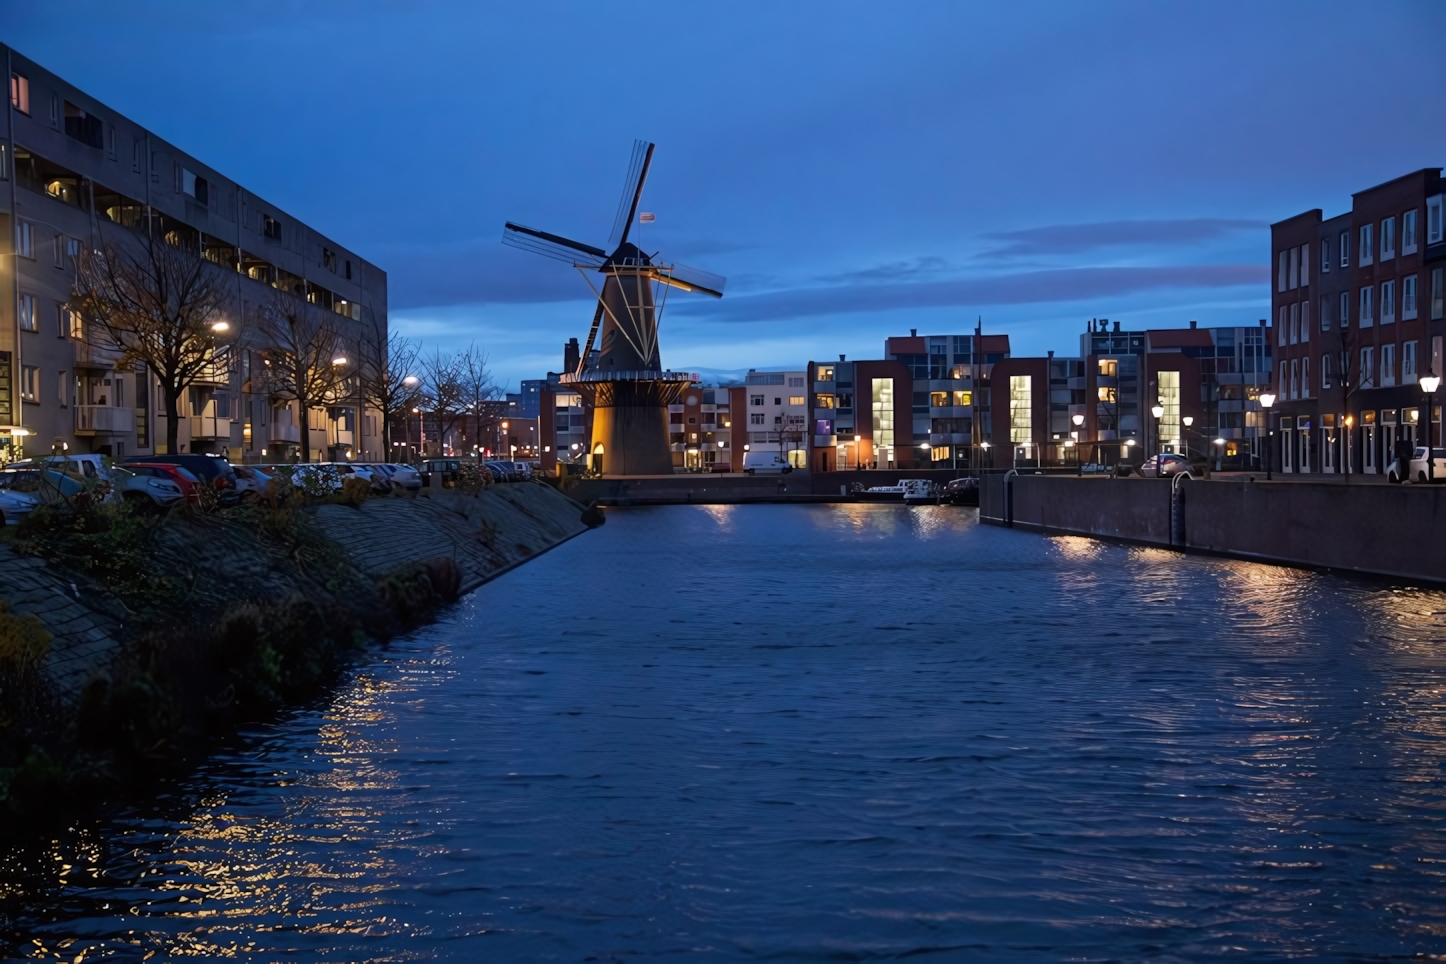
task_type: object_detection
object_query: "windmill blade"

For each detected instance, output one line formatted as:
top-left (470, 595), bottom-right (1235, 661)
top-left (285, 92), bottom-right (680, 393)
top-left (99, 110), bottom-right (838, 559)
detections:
top-left (502, 222), bottom-right (606, 266)
top-left (607, 140), bottom-right (655, 249)
top-left (577, 302), bottom-right (605, 374)
top-left (656, 262), bottom-right (726, 299)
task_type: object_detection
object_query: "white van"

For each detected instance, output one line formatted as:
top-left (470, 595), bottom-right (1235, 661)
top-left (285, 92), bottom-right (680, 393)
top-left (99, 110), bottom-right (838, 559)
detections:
top-left (743, 451), bottom-right (793, 475)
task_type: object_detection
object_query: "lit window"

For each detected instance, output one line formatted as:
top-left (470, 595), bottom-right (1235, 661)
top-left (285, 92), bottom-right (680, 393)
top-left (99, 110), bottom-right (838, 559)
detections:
top-left (814, 394), bottom-right (835, 408)
top-left (953, 390), bottom-right (971, 406)
top-left (930, 391), bottom-right (949, 407)
top-left (788, 395), bottom-right (804, 406)
top-left (9, 72), bottom-right (29, 114)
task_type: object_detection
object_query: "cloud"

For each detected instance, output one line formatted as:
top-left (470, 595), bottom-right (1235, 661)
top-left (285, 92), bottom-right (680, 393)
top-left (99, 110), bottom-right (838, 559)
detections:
top-left (377, 238), bottom-right (592, 310)
top-left (978, 218), bottom-right (1265, 259)
top-left (675, 264), bottom-right (1267, 323)
top-left (815, 256), bottom-right (951, 285)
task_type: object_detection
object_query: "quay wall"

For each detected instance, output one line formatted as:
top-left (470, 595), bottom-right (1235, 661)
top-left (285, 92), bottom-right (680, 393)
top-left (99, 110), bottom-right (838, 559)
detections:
top-left (981, 473), bottom-right (1446, 583)
top-left (569, 469), bottom-right (970, 505)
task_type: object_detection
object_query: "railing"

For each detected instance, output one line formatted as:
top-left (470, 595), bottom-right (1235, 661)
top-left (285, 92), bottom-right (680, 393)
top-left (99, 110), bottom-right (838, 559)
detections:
top-left (190, 415), bottom-right (232, 439)
top-left (73, 340), bottom-right (122, 369)
top-left (270, 423), bottom-right (301, 444)
top-left (74, 405), bottom-right (135, 434)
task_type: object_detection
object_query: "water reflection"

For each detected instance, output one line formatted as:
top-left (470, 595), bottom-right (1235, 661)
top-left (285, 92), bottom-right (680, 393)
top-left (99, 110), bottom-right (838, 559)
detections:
top-left (6, 504), bottom-right (1446, 959)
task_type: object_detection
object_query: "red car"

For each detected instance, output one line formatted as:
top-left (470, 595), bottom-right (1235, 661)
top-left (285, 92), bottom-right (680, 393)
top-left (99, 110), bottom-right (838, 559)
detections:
top-left (120, 462), bottom-right (204, 507)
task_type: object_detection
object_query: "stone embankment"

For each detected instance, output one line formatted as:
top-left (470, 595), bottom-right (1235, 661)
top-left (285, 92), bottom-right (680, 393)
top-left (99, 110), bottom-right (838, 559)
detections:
top-left (19, 483), bottom-right (589, 702)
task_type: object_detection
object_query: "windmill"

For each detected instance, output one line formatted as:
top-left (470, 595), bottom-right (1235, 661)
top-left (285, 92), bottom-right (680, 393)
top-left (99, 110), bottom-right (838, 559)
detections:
top-left (502, 140), bottom-right (726, 476)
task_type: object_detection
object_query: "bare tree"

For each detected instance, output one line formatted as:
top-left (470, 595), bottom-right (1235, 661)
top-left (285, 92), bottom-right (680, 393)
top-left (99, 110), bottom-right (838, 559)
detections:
top-left (72, 233), bottom-right (235, 455)
top-left (255, 293), bottom-right (351, 462)
top-left (455, 344), bottom-right (502, 454)
top-left (420, 349), bottom-right (468, 456)
top-left (357, 312), bottom-right (420, 459)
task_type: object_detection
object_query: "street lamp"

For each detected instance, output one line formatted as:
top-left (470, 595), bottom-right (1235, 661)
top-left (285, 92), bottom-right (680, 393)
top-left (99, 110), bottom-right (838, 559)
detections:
top-left (1421, 374), bottom-right (1441, 482)
top-left (1182, 415), bottom-right (1194, 457)
top-left (1258, 391), bottom-right (1276, 480)
top-left (854, 433), bottom-right (862, 471)
top-left (1151, 403), bottom-right (1165, 457)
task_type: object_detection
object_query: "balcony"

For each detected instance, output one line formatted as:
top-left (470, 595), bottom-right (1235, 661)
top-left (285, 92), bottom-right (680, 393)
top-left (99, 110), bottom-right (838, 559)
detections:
top-left (74, 340), bottom-right (122, 369)
top-left (74, 405), bottom-right (135, 436)
top-left (270, 423), bottom-right (301, 444)
top-left (190, 416), bottom-right (232, 439)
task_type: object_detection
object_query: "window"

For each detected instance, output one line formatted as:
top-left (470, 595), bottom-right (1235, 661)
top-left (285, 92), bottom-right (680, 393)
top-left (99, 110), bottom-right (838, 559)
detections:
top-left (181, 169), bottom-right (208, 205)
top-left (954, 390), bottom-right (971, 406)
top-left (1382, 344), bottom-right (1396, 386)
top-left (107, 125), bottom-right (115, 160)
top-left (1320, 295), bottom-right (1331, 331)
top-left (1381, 217), bottom-right (1396, 260)
top-left (815, 365), bottom-right (835, 381)
top-left (1301, 301), bottom-right (1310, 341)
top-left (1405, 209), bottom-right (1418, 255)
top-left (1322, 239), bottom-right (1330, 273)
top-left (1300, 243), bottom-right (1309, 287)
top-left (323, 247), bottom-right (337, 272)
top-left (132, 140), bottom-right (141, 174)
top-left (1289, 247), bottom-right (1299, 289)
top-left (1361, 347), bottom-right (1375, 388)
top-left (9, 72), bottom-right (29, 114)
top-left (66, 306), bottom-right (82, 339)
top-left (1435, 268), bottom-right (1445, 321)
top-left (1382, 280), bottom-right (1396, 324)
top-left (263, 214), bottom-right (282, 240)
top-left (750, 395), bottom-right (763, 406)
top-left (16, 220), bottom-right (33, 259)
top-left (1009, 375), bottom-right (1032, 444)
top-left (1360, 224), bottom-right (1373, 265)
top-left (1405, 340), bottom-right (1418, 380)
top-left (1289, 359), bottom-right (1299, 399)
top-left (1404, 275), bottom-right (1418, 320)
top-left (774, 397), bottom-right (782, 405)
top-left (18, 294), bottom-right (36, 332)
top-left (1360, 286), bottom-right (1374, 327)
top-left (57, 371), bottom-right (67, 406)
top-left (1322, 353), bottom-right (1332, 390)
top-left (1278, 306), bottom-right (1288, 345)
top-left (20, 367), bottom-right (37, 402)
top-left (63, 102), bottom-right (104, 149)
top-left (1341, 230), bottom-right (1350, 267)
top-left (750, 413), bottom-right (764, 425)
top-left (345, 259), bottom-right (353, 280)
top-left (1278, 250), bottom-right (1287, 292)
top-left (1302, 356), bottom-right (1310, 398)
top-left (815, 393), bottom-right (835, 408)
top-left (1289, 303), bottom-right (1299, 344)
top-left (1341, 290), bottom-right (1351, 328)
top-left (788, 395), bottom-right (805, 406)
top-left (1430, 196), bottom-right (1444, 245)
top-left (53, 234), bottom-right (65, 269)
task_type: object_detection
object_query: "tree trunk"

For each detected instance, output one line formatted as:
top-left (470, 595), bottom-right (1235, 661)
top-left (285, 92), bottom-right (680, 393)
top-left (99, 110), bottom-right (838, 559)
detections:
top-left (296, 395), bottom-right (310, 463)
top-left (164, 385), bottom-right (182, 456)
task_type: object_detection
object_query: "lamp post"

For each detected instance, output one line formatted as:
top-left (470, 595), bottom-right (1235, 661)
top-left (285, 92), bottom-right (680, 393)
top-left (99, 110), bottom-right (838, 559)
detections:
top-left (1181, 415), bottom-right (1193, 458)
top-left (1259, 392), bottom-right (1276, 481)
top-left (1151, 403), bottom-right (1165, 458)
top-left (854, 433), bottom-right (862, 471)
top-left (1213, 436), bottom-right (1225, 472)
top-left (1071, 413), bottom-right (1085, 466)
top-left (1421, 374), bottom-right (1441, 482)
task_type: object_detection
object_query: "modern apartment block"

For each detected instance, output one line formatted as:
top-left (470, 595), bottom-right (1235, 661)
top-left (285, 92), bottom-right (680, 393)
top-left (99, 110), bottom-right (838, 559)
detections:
top-left (806, 330), bottom-right (1010, 471)
top-left (4, 47), bottom-right (386, 462)
top-left (741, 370), bottom-right (808, 469)
top-left (1271, 169), bottom-right (1445, 474)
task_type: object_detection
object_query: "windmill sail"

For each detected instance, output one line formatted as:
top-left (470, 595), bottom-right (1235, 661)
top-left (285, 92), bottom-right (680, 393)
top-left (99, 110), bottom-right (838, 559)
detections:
top-left (659, 262), bottom-right (726, 299)
top-left (502, 222), bottom-right (606, 266)
top-left (607, 140), bottom-right (654, 249)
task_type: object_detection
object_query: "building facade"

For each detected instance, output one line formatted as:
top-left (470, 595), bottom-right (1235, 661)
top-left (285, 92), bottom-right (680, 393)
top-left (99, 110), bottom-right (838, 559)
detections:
top-left (4, 46), bottom-right (386, 463)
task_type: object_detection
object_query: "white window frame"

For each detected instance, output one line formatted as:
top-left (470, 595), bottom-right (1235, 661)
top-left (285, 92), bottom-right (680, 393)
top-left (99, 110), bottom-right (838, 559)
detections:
top-left (1290, 302), bottom-right (1299, 344)
top-left (1290, 359), bottom-right (1299, 399)
top-left (1278, 306), bottom-right (1288, 345)
top-left (1434, 267), bottom-right (1445, 321)
top-left (1321, 239), bottom-right (1330, 273)
top-left (1404, 209), bottom-right (1418, 255)
top-left (1340, 230), bottom-right (1350, 267)
top-left (19, 366), bottom-right (37, 402)
top-left (1381, 217), bottom-right (1396, 260)
top-left (18, 293), bottom-right (36, 332)
top-left (1404, 274), bottom-right (1418, 320)
top-left (1340, 291), bottom-right (1351, 328)
top-left (1382, 280), bottom-right (1396, 324)
top-left (1429, 195), bottom-right (1444, 245)
top-left (1360, 224), bottom-right (1373, 266)
top-left (1405, 340), bottom-right (1419, 380)
top-left (1382, 343), bottom-right (1396, 387)
top-left (1321, 353), bottom-right (1332, 390)
top-left (1360, 286), bottom-right (1374, 327)
top-left (1302, 356), bottom-right (1310, 398)
top-left (1361, 347), bottom-right (1375, 389)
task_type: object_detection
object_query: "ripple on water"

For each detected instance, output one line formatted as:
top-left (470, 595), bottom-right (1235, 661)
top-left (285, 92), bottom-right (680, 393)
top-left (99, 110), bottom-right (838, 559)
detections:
top-left (4, 504), bottom-right (1446, 960)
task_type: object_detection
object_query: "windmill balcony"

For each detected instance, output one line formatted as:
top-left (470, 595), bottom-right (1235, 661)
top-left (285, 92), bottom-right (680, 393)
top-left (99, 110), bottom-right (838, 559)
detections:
top-left (74, 405), bottom-right (135, 436)
top-left (190, 416), bottom-right (232, 440)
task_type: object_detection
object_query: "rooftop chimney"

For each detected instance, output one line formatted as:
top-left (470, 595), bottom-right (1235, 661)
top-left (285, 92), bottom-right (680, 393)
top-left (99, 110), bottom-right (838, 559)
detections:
top-left (839, 354), bottom-right (846, 361)
top-left (1113, 320), bottom-right (1121, 332)
top-left (1189, 320), bottom-right (1197, 329)
top-left (1259, 318), bottom-right (1267, 327)
top-left (910, 328), bottom-right (917, 337)
top-left (563, 337), bottom-right (580, 373)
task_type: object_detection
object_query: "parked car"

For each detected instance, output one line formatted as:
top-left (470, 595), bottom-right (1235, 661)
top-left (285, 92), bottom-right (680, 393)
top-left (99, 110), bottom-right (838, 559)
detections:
top-left (324, 462), bottom-right (392, 494)
top-left (231, 465), bottom-right (275, 501)
top-left (115, 463), bottom-right (203, 510)
top-left (942, 477), bottom-right (979, 505)
top-left (125, 454), bottom-right (240, 504)
top-left (0, 487), bottom-right (41, 525)
top-left (1407, 447), bottom-right (1446, 483)
top-left (9, 455), bottom-right (115, 501)
top-left (373, 463), bottom-right (422, 492)
top-left (1139, 453), bottom-right (1210, 479)
top-left (279, 463), bottom-right (343, 494)
top-left (742, 451), bottom-right (793, 475)
top-left (485, 460), bottom-right (519, 482)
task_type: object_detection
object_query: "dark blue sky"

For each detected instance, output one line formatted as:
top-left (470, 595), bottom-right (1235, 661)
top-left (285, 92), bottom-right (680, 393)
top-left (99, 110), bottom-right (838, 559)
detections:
top-left (9, 2), bottom-right (1446, 388)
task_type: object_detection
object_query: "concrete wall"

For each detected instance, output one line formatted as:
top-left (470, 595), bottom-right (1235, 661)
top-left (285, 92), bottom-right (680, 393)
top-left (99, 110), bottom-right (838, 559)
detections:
top-left (981, 474), bottom-right (1446, 584)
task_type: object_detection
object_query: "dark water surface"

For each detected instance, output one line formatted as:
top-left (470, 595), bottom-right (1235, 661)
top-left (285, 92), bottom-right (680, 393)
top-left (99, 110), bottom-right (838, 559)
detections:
top-left (5, 504), bottom-right (1446, 961)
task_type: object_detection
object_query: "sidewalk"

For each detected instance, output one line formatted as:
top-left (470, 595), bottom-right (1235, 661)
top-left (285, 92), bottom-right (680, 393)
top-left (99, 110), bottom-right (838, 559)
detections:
top-left (1210, 470), bottom-right (1396, 485)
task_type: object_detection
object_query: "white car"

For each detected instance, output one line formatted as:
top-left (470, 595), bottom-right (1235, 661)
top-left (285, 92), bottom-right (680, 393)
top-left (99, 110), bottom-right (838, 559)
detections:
top-left (1407, 446), bottom-right (1446, 483)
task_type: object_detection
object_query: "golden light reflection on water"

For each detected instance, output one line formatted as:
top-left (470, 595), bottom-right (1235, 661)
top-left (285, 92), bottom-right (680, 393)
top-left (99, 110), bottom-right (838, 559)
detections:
top-left (698, 504), bottom-right (736, 531)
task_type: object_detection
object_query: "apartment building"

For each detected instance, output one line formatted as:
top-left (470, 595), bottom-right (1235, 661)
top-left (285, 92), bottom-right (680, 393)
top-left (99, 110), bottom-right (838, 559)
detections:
top-left (807, 330), bottom-right (1010, 472)
top-left (740, 370), bottom-right (807, 469)
top-left (3, 47), bottom-right (386, 463)
top-left (1271, 169), bottom-right (1446, 474)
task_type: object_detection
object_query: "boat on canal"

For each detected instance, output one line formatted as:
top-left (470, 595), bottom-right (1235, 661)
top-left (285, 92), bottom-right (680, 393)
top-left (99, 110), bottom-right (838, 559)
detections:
top-left (858, 478), bottom-right (942, 504)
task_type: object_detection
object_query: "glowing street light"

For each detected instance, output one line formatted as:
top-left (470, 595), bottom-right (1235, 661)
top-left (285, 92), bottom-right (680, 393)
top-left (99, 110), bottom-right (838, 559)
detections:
top-left (211, 320), bottom-right (230, 333)
top-left (1421, 374), bottom-right (1441, 483)
top-left (1258, 392), bottom-right (1276, 480)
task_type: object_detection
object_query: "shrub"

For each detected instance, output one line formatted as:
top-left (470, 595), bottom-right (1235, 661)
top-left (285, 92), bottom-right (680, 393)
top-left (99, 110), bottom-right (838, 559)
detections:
top-left (0, 601), bottom-right (51, 675)
top-left (339, 476), bottom-right (371, 505)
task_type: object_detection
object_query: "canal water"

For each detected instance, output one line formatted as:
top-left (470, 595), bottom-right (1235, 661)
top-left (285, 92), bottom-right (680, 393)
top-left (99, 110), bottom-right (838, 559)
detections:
top-left (5, 504), bottom-right (1446, 960)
